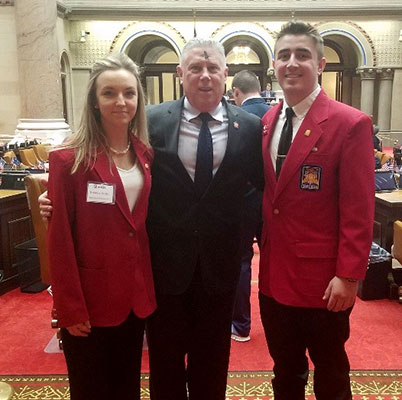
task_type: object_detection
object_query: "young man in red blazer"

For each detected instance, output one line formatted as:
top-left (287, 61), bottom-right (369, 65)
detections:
top-left (259, 21), bottom-right (374, 400)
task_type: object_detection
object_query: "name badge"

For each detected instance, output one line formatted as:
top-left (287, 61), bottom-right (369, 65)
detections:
top-left (86, 181), bottom-right (116, 205)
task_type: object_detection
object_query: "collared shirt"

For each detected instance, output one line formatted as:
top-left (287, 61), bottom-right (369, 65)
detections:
top-left (178, 97), bottom-right (228, 181)
top-left (270, 85), bottom-right (321, 171)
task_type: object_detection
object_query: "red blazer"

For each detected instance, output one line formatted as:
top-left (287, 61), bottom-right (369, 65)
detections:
top-left (259, 90), bottom-right (375, 308)
top-left (47, 136), bottom-right (156, 328)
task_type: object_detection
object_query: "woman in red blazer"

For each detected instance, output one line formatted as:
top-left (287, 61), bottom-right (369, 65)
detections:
top-left (47, 53), bottom-right (156, 400)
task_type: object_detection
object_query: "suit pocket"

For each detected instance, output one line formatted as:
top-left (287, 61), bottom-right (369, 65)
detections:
top-left (295, 240), bottom-right (338, 296)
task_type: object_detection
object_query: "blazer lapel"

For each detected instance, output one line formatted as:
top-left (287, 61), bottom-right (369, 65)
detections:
top-left (130, 137), bottom-right (151, 220)
top-left (165, 98), bottom-right (195, 187)
top-left (93, 151), bottom-right (135, 229)
top-left (274, 91), bottom-right (329, 200)
top-left (262, 104), bottom-right (281, 190)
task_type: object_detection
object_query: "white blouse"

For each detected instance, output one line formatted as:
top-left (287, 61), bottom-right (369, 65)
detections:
top-left (117, 161), bottom-right (144, 212)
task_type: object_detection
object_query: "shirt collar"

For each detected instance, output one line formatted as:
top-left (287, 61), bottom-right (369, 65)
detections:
top-left (183, 97), bottom-right (224, 123)
top-left (283, 85), bottom-right (321, 119)
top-left (241, 95), bottom-right (262, 106)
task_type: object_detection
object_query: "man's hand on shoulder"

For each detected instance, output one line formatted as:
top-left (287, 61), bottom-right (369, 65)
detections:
top-left (323, 276), bottom-right (358, 312)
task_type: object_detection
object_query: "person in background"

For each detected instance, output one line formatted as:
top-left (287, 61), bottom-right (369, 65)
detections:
top-left (232, 70), bottom-right (271, 119)
top-left (261, 82), bottom-right (276, 99)
top-left (47, 53), bottom-right (155, 400)
top-left (259, 20), bottom-right (374, 399)
top-left (230, 70), bottom-right (270, 341)
top-left (224, 88), bottom-right (234, 101)
top-left (373, 124), bottom-right (381, 152)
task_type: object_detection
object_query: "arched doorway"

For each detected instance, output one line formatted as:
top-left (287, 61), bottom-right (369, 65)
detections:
top-left (321, 36), bottom-right (359, 108)
top-left (222, 35), bottom-right (271, 94)
top-left (126, 36), bottom-right (181, 104)
top-left (110, 22), bottom-right (185, 105)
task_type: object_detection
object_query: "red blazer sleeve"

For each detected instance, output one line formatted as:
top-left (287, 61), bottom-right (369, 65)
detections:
top-left (336, 112), bottom-right (375, 279)
top-left (47, 149), bottom-right (90, 328)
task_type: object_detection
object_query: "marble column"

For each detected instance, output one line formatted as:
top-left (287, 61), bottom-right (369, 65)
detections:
top-left (14, 0), bottom-right (63, 119)
top-left (391, 68), bottom-right (402, 143)
top-left (377, 68), bottom-right (394, 133)
top-left (357, 68), bottom-right (376, 117)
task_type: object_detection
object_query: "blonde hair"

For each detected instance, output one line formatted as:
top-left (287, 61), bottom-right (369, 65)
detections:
top-left (61, 53), bottom-right (149, 174)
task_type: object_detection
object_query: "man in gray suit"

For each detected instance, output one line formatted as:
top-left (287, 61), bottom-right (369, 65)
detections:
top-left (146, 39), bottom-right (263, 399)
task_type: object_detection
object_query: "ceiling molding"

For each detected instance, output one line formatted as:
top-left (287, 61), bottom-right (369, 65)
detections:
top-left (58, 1), bottom-right (402, 18)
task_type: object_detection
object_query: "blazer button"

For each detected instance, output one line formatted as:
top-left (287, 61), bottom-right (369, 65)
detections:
top-left (273, 209), bottom-right (279, 215)
top-left (128, 232), bottom-right (135, 237)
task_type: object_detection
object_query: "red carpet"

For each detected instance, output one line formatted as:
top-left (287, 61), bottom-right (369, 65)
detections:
top-left (1, 248), bottom-right (402, 375)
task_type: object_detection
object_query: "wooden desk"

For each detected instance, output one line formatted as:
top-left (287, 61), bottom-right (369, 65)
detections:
top-left (375, 190), bottom-right (402, 251)
top-left (0, 190), bottom-right (34, 295)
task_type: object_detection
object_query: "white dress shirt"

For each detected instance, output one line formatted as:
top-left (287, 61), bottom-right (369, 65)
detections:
top-left (269, 85), bottom-right (321, 171)
top-left (178, 97), bottom-right (228, 181)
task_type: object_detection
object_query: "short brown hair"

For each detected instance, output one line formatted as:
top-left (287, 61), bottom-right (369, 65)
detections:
top-left (232, 70), bottom-right (261, 94)
top-left (275, 20), bottom-right (324, 59)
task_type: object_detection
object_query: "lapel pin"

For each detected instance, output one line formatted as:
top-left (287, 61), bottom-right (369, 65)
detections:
top-left (311, 147), bottom-right (318, 152)
top-left (233, 121), bottom-right (239, 129)
top-left (304, 129), bottom-right (311, 137)
top-left (145, 163), bottom-right (149, 169)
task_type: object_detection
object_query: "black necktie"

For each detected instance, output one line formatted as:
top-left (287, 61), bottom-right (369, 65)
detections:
top-left (276, 107), bottom-right (295, 178)
top-left (194, 113), bottom-right (213, 196)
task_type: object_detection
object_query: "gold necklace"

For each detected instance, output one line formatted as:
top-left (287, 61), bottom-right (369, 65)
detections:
top-left (109, 141), bottom-right (131, 155)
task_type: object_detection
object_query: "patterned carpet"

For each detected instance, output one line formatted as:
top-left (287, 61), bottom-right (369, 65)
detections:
top-left (2, 371), bottom-right (402, 399)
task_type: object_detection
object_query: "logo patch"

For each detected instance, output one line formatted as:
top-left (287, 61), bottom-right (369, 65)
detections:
top-left (300, 165), bottom-right (322, 191)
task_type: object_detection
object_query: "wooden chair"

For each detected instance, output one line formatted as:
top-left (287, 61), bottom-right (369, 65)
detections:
top-left (33, 144), bottom-right (49, 162)
top-left (3, 151), bottom-right (16, 164)
top-left (20, 148), bottom-right (40, 168)
top-left (24, 174), bottom-right (50, 284)
top-left (375, 150), bottom-right (394, 166)
top-left (24, 174), bottom-right (63, 349)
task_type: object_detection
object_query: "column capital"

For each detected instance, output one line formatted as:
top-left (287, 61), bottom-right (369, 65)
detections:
top-left (343, 68), bottom-right (356, 77)
top-left (377, 68), bottom-right (394, 80)
top-left (356, 68), bottom-right (376, 80)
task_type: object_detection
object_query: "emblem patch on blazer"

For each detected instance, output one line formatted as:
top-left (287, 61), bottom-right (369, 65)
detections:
top-left (300, 165), bottom-right (322, 191)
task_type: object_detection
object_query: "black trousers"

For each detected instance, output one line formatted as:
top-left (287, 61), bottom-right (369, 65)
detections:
top-left (146, 279), bottom-right (235, 400)
top-left (259, 293), bottom-right (353, 400)
top-left (61, 312), bottom-right (145, 400)
top-left (232, 188), bottom-right (262, 337)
